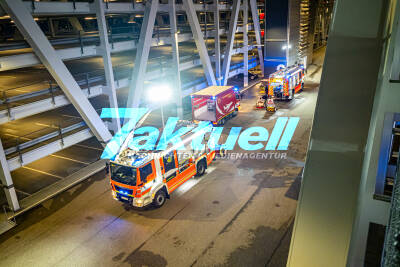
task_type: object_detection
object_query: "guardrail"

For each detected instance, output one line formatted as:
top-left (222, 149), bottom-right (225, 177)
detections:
top-left (2, 115), bottom-right (86, 162)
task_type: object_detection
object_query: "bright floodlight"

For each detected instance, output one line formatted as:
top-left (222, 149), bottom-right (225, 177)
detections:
top-left (147, 84), bottom-right (172, 103)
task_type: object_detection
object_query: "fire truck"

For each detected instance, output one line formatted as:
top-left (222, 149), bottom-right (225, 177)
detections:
top-left (267, 65), bottom-right (305, 100)
top-left (191, 86), bottom-right (240, 125)
top-left (108, 121), bottom-right (216, 208)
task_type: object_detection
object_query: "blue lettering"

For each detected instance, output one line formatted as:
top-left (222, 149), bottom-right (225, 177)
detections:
top-left (277, 117), bottom-right (299, 150)
top-left (265, 117), bottom-right (288, 150)
top-left (128, 126), bottom-right (159, 151)
top-left (238, 127), bottom-right (269, 150)
top-left (156, 117), bottom-right (193, 150)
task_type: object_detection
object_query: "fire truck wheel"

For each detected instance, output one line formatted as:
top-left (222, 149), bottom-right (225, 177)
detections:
top-left (196, 160), bottom-right (207, 176)
top-left (153, 190), bottom-right (167, 208)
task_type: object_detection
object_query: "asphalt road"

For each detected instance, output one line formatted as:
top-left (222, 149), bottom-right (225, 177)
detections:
top-left (0, 47), bottom-right (325, 266)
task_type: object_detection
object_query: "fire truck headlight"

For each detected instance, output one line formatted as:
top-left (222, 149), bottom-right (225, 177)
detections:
top-left (136, 198), bottom-right (143, 204)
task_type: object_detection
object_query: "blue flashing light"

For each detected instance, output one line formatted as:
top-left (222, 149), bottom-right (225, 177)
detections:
top-left (212, 96), bottom-right (216, 100)
top-left (233, 86), bottom-right (239, 92)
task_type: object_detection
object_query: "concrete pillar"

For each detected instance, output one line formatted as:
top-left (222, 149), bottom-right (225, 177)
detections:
top-left (348, 1), bottom-right (399, 265)
top-left (287, 0), bottom-right (390, 266)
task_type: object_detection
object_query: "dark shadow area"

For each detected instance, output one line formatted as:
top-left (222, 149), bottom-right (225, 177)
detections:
top-left (0, 170), bottom-right (106, 243)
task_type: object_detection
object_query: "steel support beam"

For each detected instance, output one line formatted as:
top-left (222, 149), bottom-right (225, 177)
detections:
top-left (250, 0), bottom-right (264, 76)
top-left (0, 139), bottom-right (19, 211)
top-left (69, 17), bottom-right (84, 34)
top-left (126, 0), bottom-right (159, 109)
top-left (49, 17), bottom-right (56, 38)
top-left (0, 2), bottom-right (234, 17)
top-left (0, 47), bottom-right (256, 125)
top-left (214, 0), bottom-right (222, 85)
top-left (183, 0), bottom-right (216, 86)
top-left (169, 0), bottom-right (183, 118)
top-left (221, 0), bottom-right (241, 86)
top-left (94, 0), bottom-right (120, 132)
top-left (243, 0), bottom-right (249, 87)
top-left (0, 28), bottom-right (243, 72)
top-left (0, 0), bottom-right (112, 143)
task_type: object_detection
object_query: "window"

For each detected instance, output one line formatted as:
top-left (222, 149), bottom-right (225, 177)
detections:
top-left (110, 163), bottom-right (137, 186)
top-left (375, 113), bottom-right (400, 198)
top-left (207, 99), bottom-right (215, 111)
top-left (178, 152), bottom-right (192, 173)
top-left (139, 163), bottom-right (153, 184)
top-left (163, 151), bottom-right (176, 172)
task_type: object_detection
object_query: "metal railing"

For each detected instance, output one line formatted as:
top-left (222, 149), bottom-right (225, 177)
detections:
top-left (2, 116), bottom-right (86, 162)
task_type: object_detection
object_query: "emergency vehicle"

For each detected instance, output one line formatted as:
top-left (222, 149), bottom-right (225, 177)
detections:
top-left (108, 121), bottom-right (216, 208)
top-left (267, 65), bottom-right (305, 100)
top-left (191, 86), bottom-right (240, 125)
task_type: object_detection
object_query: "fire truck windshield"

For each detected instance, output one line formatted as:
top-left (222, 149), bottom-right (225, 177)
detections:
top-left (110, 163), bottom-right (137, 186)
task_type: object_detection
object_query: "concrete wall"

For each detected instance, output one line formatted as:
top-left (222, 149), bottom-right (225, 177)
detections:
top-left (287, 0), bottom-right (389, 266)
top-left (348, 0), bottom-right (399, 265)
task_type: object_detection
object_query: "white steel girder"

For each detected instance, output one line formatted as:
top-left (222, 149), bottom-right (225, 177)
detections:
top-left (250, 0), bottom-right (264, 76)
top-left (214, 0), bottom-right (222, 85)
top-left (0, 45), bottom-right (256, 125)
top-left (243, 0), bottom-right (249, 87)
top-left (126, 0), bottom-right (159, 109)
top-left (94, 0), bottom-right (120, 132)
top-left (0, 28), bottom-right (247, 72)
top-left (0, 2), bottom-right (235, 17)
top-left (169, 0), bottom-right (183, 118)
top-left (0, 139), bottom-right (19, 211)
top-left (183, 0), bottom-right (217, 86)
top-left (221, 0), bottom-right (241, 86)
top-left (0, 0), bottom-right (112, 143)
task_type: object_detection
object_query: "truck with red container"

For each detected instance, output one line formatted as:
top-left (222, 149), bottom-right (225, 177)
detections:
top-left (191, 86), bottom-right (240, 125)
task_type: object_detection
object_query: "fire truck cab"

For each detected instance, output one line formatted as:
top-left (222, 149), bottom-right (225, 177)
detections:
top-left (267, 65), bottom-right (305, 100)
top-left (108, 121), bottom-right (216, 208)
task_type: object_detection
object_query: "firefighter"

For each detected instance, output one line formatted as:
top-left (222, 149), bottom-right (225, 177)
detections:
top-left (266, 96), bottom-right (276, 113)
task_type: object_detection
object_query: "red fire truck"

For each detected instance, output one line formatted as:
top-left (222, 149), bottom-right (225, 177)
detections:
top-left (108, 121), bottom-right (216, 208)
top-left (267, 65), bottom-right (305, 100)
top-left (191, 86), bottom-right (240, 125)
